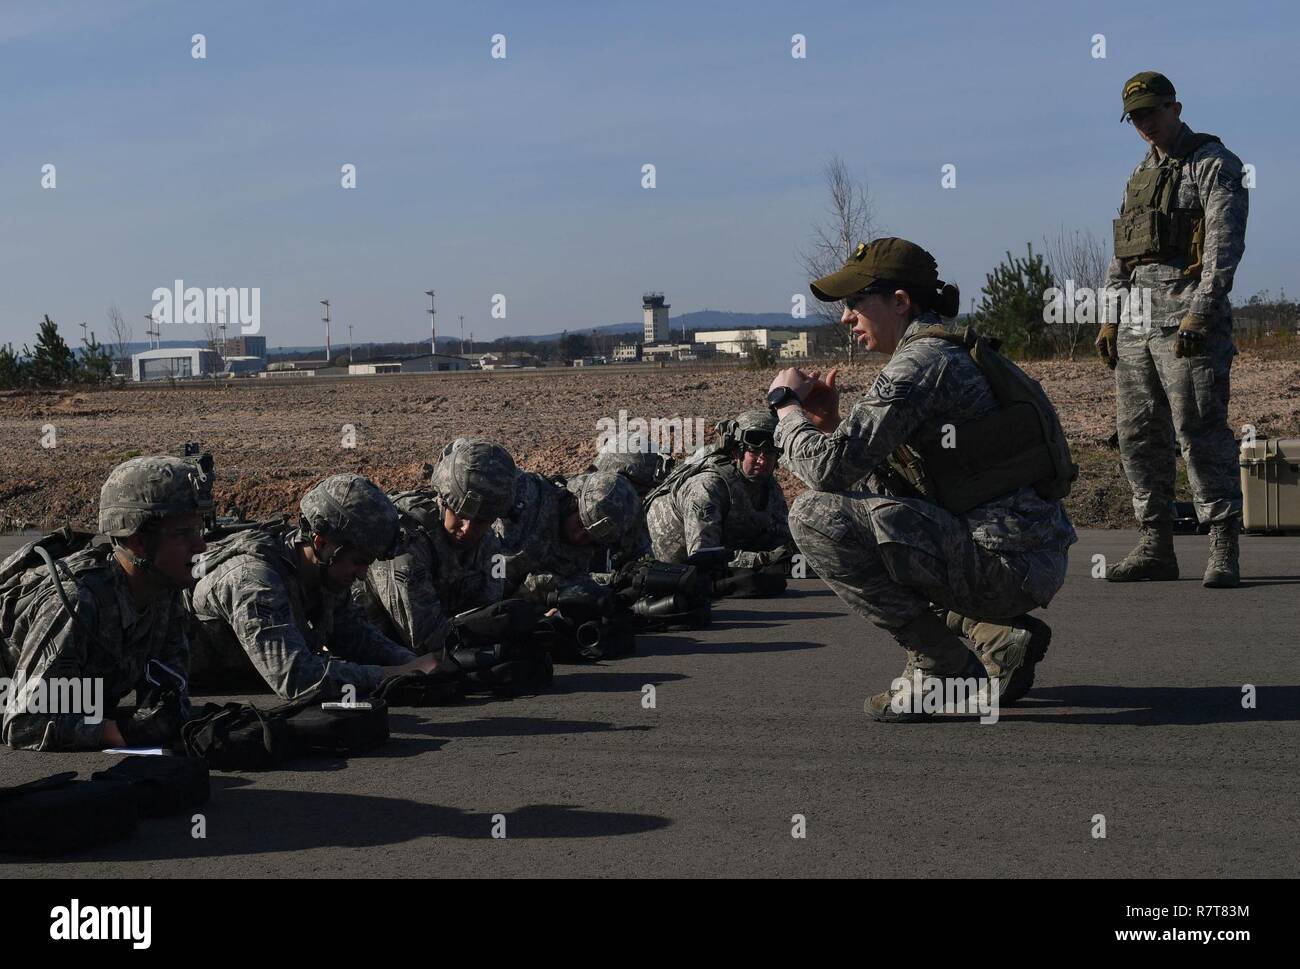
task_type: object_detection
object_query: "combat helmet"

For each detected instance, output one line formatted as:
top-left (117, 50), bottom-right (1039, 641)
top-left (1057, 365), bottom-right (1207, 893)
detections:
top-left (591, 449), bottom-right (674, 495)
top-left (431, 438), bottom-right (518, 521)
top-left (716, 409), bottom-right (779, 454)
top-left (299, 473), bottom-right (402, 561)
top-left (568, 472), bottom-right (639, 545)
top-left (99, 455), bottom-right (214, 538)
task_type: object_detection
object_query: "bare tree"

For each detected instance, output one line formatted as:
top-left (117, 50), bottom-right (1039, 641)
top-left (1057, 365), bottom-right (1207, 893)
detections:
top-left (1041, 226), bottom-right (1109, 359)
top-left (799, 156), bottom-right (881, 361)
top-left (107, 302), bottom-right (131, 375)
top-left (202, 312), bottom-right (223, 360)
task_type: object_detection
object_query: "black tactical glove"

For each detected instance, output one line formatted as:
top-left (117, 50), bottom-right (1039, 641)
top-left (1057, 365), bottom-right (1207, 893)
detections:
top-left (1175, 313), bottom-right (1208, 358)
top-left (119, 659), bottom-right (190, 747)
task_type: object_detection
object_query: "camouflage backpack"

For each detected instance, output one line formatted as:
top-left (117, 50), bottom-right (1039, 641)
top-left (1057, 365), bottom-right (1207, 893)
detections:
top-left (0, 527), bottom-right (108, 673)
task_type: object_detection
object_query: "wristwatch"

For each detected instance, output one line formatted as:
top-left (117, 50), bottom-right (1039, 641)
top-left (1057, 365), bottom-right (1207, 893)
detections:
top-left (767, 386), bottom-right (800, 414)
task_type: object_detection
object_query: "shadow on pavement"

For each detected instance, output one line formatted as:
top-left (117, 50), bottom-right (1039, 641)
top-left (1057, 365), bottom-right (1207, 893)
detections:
top-left (552, 671), bottom-right (690, 694)
top-left (638, 636), bottom-right (827, 656)
top-left (711, 610), bottom-right (846, 625)
top-left (17, 784), bottom-right (673, 862)
top-left (1006, 685), bottom-right (1300, 725)
top-left (410, 716), bottom-right (652, 738)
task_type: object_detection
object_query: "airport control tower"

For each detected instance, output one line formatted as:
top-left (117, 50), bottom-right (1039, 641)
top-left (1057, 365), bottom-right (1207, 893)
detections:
top-left (643, 293), bottom-right (670, 344)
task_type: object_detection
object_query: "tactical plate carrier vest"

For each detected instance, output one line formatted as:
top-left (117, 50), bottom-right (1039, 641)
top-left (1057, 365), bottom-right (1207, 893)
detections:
top-left (882, 327), bottom-right (1077, 515)
top-left (1112, 132), bottom-right (1221, 276)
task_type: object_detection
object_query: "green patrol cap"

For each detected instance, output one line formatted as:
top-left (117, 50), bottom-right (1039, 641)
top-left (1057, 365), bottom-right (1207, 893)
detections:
top-left (809, 237), bottom-right (940, 302)
top-left (1121, 71), bottom-right (1176, 121)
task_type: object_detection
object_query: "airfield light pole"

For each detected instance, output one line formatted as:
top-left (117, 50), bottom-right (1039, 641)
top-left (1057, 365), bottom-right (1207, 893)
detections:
top-left (144, 313), bottom-right (159, 350)
top-left (320, 299), bottom-right (332, 363)
top-left (459, 315), bottom-right (465, 356)
top-left (348, 322), bottom-right (354, 366)
top-left (424, 290), bottom-right (436, 359)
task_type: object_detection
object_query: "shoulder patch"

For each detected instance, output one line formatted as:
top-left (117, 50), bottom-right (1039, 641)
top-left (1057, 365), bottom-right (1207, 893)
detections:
top-left (867, 372), bottom-right (914, 405)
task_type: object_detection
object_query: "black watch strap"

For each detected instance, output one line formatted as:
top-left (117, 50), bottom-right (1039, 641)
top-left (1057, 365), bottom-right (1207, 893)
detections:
top-left (767, 386), bottom-right (799, 411)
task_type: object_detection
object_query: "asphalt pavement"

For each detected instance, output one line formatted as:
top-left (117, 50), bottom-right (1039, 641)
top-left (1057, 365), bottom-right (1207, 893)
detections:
top-left (2, 529), bottom-right (1297, 878)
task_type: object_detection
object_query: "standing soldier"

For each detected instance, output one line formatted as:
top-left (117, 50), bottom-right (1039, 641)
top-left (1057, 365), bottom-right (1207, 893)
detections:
top-left (644, 409), bottom-right (793, 574)
top-left (187, 474), bottom-right (437, 700)
top-left (1097, 71), bottom-right (1249, 587)
top-left (771, 238), bottom-right (1077, 721)
top-left (1, 456), bottom-right (209, 750)
top-left (356, 438), bottom-right (517, 655)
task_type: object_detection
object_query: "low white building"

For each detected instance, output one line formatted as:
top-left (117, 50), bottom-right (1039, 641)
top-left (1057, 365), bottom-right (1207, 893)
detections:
top-left (349, 362), bottom-right (401, 375)
top-left (613, 342), bottom-right (642, 363)
top-left (402, 353), bottom-right (472, 373)
top-left (131, 347), bottom-right (222, 382)
top-left (224, 355), bottom-right (265, 376)
top-left (692, 328), bottom-right (800, 357)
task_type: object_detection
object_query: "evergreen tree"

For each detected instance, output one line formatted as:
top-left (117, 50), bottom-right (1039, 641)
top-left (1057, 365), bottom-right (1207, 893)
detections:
top-left (28, 315), bottom-right (77, 387)
top-left (974, 244), bottom-right (1056, 358)
top-left (78, 332), bottom-right (115, 384)
top-left (0, 343), bottom-right (28, 390)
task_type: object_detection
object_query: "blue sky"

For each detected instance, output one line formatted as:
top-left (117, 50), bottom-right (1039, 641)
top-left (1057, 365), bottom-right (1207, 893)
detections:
top-left (2, 0), bottom-right (1295, 349)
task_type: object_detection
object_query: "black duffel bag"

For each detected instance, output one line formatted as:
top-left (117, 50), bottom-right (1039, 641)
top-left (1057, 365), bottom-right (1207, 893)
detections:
top-left (0, 772), bottom-right (138, 855)
top-left (181, 701), bottom-right (293, 771)
top-left (283, 698), bottom-right (390, 754)
top-left (181, 693), bottom-right (390, 770)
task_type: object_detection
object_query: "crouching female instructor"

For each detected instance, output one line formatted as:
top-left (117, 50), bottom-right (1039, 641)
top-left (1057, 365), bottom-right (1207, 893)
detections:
top-left (768, 237), bottom-right (1077, 722)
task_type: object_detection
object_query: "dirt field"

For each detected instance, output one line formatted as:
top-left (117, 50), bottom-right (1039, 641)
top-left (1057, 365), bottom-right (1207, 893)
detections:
top-left (2, 353), bottom-right (1297, 532)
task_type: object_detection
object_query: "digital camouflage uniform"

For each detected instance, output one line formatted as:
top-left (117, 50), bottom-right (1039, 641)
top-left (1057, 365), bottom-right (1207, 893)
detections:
top-left (187, 474), bottom-right (415, 700)
top-left (779, 310), bottom-right (1078, 631)
top-left (1, 456), bottom-right (208, 750)
top-left (796, 236), bottom-right (1077, 719)
top-left (493, 470), bottom-right (639, 603)
top-left (568, 471), bottom-right (652, 572)
top-left (356, 438), bottom-right (514, 655)
top-left (1105, 121), bottom-right (1248, 527)
top-left (644, 432), bottom-right (792, 568)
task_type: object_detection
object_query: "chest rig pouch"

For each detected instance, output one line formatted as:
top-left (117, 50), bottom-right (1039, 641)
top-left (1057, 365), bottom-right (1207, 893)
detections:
top-left (1112, 133), bottom-right (1220, 273)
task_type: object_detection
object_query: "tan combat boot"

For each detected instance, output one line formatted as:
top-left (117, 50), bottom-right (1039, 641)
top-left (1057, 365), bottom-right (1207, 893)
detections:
top-left (1106, 523), bottom-right (1178, 581)
top-left (946, 612), bottom-right (1051, 705)
top-left (1203, 517), bottom-right (1241, 588)
top-left (865, 611), bottom-right (986, 723)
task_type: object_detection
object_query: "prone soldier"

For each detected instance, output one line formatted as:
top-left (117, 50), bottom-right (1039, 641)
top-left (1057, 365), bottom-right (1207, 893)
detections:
top-left (493, 469), bottom-right (640, 604)
top-left (644, 409), bottom-right (794, 596)
top-left (356, 437), bottom-right (516, 656)
top-left (584, 449), bottom-right (672, 571)
top-left (186, 474), bottom-right (438, 700)
top-left (1, 456), bottom-right (209, 750)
